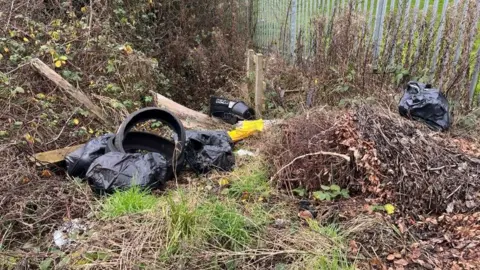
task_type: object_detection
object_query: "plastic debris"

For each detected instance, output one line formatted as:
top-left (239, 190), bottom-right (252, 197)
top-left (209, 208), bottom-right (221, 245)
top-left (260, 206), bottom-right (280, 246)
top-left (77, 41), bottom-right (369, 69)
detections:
top-left (86, 152), bottom-right (168, 194)
top-left (65, 134), bottom-right (113, 178)
top-left (210, 96), bottom-right (255, 124)
top-left (235, 149), bottom-right (256, 157)
top-left (53, 218), bottom-right (87, 249)
top-left (228, 119), bottom-right (264, 142)
top-left (398, 81), bottom-right (451, 131)
top-left (184, 130), bottom-right (235, 173)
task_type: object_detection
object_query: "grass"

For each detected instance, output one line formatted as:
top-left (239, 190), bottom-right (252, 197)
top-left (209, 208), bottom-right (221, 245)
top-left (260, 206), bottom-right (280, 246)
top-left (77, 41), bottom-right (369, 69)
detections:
top-left (227, 160), bottom-right (272, 201)
top-left (100, 186), bottom-right (159, 218)
top-left (201, 199), bottom-right (256, 251)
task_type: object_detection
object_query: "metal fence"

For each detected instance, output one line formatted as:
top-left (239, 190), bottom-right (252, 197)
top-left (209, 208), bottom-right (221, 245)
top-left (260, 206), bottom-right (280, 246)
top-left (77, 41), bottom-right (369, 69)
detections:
top-left (252, 0), bottom-right (480, 105)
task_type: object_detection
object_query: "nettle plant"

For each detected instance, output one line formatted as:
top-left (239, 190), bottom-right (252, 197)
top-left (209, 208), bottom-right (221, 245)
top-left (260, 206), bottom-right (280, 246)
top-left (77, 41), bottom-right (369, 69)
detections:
top-left (313, 184), bottom-right (350, 201)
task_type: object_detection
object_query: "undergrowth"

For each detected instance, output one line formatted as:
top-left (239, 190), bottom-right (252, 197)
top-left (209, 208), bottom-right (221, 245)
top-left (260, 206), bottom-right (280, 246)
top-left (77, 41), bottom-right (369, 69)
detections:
top-left (100, 186), bottom-right (159, 218)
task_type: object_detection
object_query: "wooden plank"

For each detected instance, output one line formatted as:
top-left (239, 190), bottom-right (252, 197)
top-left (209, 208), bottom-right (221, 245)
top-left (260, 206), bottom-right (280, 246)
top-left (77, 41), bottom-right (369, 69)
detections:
top-left (33, 144), bottom-right (84, 165)
top-left (150, 91), bottom-right (228, 129)
top-left (254, 53), bottom-right (265, 117)
top-left (30, 58), bottom-right (111, 126)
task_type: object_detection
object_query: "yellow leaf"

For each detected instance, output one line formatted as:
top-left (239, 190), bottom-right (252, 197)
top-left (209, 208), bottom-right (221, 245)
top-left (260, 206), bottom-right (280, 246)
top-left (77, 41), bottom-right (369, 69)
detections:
top-left (4, 47), bottom-right (9, 53)
top-left (384, 204), bottom-right (395, 215)
top-left (81, 6), bottom-right (88, 13)
top-left (9, 30), bottom-right (16, 37)
top-left (314, 79), bottom-right (318, 85)
top-left (218, 178), bottom-right (229, 187)
top-left (88, 128), bottom-right (94, 134)
top-left (0, 54), bottom-right (3, 60)
top-left (24, 133), bottom-right (34, 144)
top-left (54, 60), bottom-right (62, 68)
top-left (23, 37), bottom-right (29, 43)
top-left (36, 93), bottom-right (46, 99)
top-left (66, 43), bottom-right (71, 54)
top-left (72, 118), bottom-right (80, 125)
top-left (123, 44), bottom-right (133, 55)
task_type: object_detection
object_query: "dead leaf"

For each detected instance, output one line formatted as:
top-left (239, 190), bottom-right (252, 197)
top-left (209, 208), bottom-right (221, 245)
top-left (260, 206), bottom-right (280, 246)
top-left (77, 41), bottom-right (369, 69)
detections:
top-left (349, 240), bottom-right (359, 254)
top-left (298, 210), bottom-right (313, 220)
top-left (41, 169), bottom-right (52, 178)
top-left (387, 254), bottom-right (395, 261)
top-left (397, 221), bottom-right (406, 234)
top-left (394, 259), bottom-right (408, 266)
top-left (394, 253), bottom-right (402, 259)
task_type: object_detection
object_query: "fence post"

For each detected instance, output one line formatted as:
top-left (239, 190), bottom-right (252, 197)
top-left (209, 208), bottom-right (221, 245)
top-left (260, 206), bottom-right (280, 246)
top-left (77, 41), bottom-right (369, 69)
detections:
top-left (429, 0), bottom-right (448, 82)
top-left (372, 0), bottom-right (385, 69)
top-left (246, 49), bottom-right (255, 78)
top-left (290, 0), bottom-right (298, 58)
top-left (471, 48), bottom-right (480, 106)
top-left (254, 53), bottom-right (265, 117)
top-left (406, 0), bottom-right (421, 65)
top-left (453, 0), bottom-right (468, 68)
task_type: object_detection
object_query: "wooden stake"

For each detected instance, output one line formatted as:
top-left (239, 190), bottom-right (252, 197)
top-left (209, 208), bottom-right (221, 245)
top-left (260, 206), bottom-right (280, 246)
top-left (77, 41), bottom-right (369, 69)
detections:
top-left (246, 49), bottom-right (255, 79)
top-left (254, 53), bottom-right (265, 117)
top-left (30, 58), bottom-right (111, 126)
top-left (150, 91), bottom-right (228, 129)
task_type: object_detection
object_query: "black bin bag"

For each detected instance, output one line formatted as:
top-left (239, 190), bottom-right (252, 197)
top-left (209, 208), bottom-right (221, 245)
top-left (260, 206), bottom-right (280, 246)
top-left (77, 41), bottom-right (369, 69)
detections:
top-left (184, 130), bottom-right (235, 173)
top-left (398, 81), bottom-right (451, 131)
top-left (86, 152), bottom-right (168, 194)
top-left (65, 134), bottom-right (113, 178)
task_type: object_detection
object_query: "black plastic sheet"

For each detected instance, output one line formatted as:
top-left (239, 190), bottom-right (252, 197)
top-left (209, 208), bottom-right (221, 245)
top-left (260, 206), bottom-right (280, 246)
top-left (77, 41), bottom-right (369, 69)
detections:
top-left (86, 152), bottom-right (168, 194)
top-left (184, 130), bottom-right (235, 173)
top-left (399, 81), bottom-right (451, 131)
top-left (65, 134), bottom-right (113, 178)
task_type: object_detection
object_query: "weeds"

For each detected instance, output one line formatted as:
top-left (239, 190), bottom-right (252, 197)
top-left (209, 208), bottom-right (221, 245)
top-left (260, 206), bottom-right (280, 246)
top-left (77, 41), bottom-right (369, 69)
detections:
top-left (100, 186), bottom-right (159, 218)
top-left (201, 199), bottom-right (254, 251)
top-left (227, 161), bottom-right (272, 201)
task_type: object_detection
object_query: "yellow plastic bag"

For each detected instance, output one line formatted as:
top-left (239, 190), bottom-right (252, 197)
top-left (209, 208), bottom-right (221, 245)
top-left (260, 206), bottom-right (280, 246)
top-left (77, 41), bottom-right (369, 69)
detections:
top-left (228, 119), bottom-right (264, 142)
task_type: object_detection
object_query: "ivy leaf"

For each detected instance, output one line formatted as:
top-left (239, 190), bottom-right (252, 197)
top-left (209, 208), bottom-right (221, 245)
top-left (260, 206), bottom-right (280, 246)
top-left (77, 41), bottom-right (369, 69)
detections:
top-left (313, 191), bottom-right (330, 201)
top-left (320, 185), bottom-right (330, 191)
top-left (13, 86), bottom-right (25, 94)
top-left (292, 187), bottom-right (306, 197)
top-left (39, 258), bottom-right (53, 270)
top-left (330, 184), bottom-right (341, 192)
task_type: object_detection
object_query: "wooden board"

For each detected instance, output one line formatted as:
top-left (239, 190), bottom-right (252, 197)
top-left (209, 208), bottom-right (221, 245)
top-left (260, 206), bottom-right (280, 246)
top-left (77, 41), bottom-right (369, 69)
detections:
top-left (33, 144), bottom-right (84, 165)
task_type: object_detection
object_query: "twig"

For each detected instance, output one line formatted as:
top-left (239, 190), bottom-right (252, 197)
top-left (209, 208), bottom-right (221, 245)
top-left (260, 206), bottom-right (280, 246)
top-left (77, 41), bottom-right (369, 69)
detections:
top-left (4, 62), bottom-right (30, 75)
top-left (5, 0), bottom-right (15, 31)
top-left (88, 0), bottom-right (94, 37)
top-left (446, 185), bottom-right (462, 199)
top-left (45, 109), bottom-right (78, 145)
top-left (270, 151), bottom-right (351, 182)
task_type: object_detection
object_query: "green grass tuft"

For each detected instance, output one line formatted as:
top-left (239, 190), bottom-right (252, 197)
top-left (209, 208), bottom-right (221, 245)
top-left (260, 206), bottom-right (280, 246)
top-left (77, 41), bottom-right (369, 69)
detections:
top-left (100, 186), bottom-right (159, 218)
top-left (200, 199), bottom-right (255, 251)
top-left (162, 189), bottom-right (203, 257)
top-left (228, 162), bottom-right (271, 201)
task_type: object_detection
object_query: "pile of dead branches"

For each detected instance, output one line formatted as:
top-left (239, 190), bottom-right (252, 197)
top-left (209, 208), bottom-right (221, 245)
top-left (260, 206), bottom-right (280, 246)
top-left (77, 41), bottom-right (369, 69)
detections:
top-left (266, 105), bottom-right (480, 215)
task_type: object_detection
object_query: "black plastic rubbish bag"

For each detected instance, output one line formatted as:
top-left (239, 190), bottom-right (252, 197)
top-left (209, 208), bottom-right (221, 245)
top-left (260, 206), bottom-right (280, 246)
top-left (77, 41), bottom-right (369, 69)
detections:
top-left (398, 81), bottom-right (451, 131)
top-left (65, 134), bottom-right (113, 178)
top-left (86, 152), bottom-right (168, 194)
top-left (184, 130), bottom-right (235, 173)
